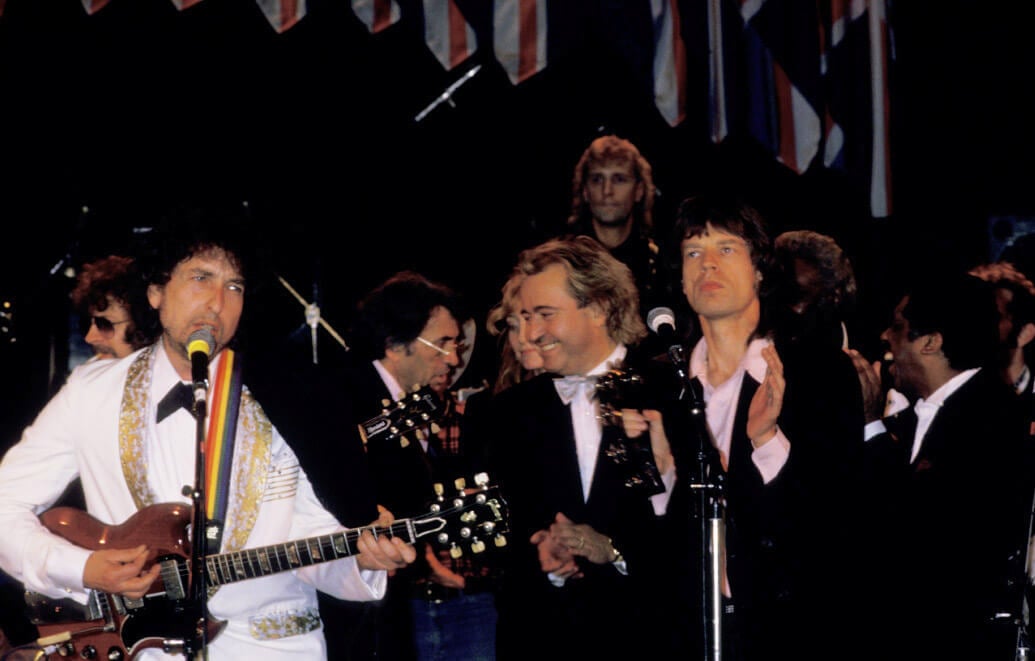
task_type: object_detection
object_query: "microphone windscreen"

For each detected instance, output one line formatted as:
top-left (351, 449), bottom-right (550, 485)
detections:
top-left (187, 328), bottom-right (215, 357)
top-left (646, 307), bottom-right (676, 334)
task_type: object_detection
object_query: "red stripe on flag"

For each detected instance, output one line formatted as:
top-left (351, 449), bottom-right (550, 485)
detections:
top-left (448, 1), bottom-right (469, 69)
top-left (281, 0), bottom-right (300, 32)
top-left (873, 7), bottom-right (892, 215)
top-left (82, 0), bottom-right (111, 14)
top-left (773, 62), bottom-right (798, 170)
top-left (374, 0), bottom-right (393, 33)
top-left (670, 0), bottom-right (687, 125)
top-left (517, 0), bottom-right (538, 83)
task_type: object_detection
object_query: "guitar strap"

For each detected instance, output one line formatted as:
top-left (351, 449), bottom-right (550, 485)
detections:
top-left (120, 346), bottom-right (272, 587)
top-left (202, 348), bottom-right (244, 553)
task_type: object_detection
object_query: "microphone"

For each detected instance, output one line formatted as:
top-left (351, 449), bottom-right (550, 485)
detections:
top-left (187, 328), bottom-right (215, 405)
top-left (647, 306), bottom-right (678, 347)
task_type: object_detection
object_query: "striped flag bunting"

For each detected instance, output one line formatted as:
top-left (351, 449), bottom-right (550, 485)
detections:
top-left (707, 0), bottom-right (892, 215)
top-left (352, 0), bottom-right (401, 35)
top-left (423, 0), bottom-right (478, 71)
top-left (493, 0), bottom-right (548, 85)
top-left (80, 0), bottom-right (111, 14)
top-left (652, 0), bottom-right (687, 127)
top-left (255, 0), bottom-right (306, 33)
top-left (44, 0), bottom-right (893, 217)
top-left (822, 0), bottom-right (893, 217)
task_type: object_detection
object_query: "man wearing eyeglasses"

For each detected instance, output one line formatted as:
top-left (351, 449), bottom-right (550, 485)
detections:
top-left (316, 269), bottom-right (485, 660)
top-left (70, 255), bottom-right (156, 360)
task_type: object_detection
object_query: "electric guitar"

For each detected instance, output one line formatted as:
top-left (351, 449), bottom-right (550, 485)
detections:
top-left (358, 385), bottom-right (443, 448)
top-left (27, 474), bottom-right (508, 661)
top-left (595, 366), bottom-right (666, 496)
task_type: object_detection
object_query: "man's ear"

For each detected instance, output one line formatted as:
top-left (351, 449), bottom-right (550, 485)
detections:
top-left (384, 342), bottom-right (406, 361)
top-left (920, 332), bottom-right (943, 355)
top-left (1017, 322), bottom-right (1035, 349)
top-left (147, 283), bottom-right (162, 310)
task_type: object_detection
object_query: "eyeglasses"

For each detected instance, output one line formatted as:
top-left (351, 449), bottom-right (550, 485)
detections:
top-left (416, 336), bottom-right (458, 357)
top-left (82, 315), bottom-right (130, 336)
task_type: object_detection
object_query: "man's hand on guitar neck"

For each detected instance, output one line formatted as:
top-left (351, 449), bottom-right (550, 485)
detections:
top-left (354, 512), bottom-right (418, 572)
top-left (83, 544), bottom-right (161, 600)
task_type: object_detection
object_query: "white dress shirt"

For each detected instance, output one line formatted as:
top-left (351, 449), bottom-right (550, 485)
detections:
top-left (910, 368), bottom-right (979, 462)
top-left (689, 337), bottom-right (790, 483)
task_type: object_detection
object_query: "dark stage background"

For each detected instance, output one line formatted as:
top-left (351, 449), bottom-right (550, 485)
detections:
top-left (1, 0), bottom-right (1034, 445)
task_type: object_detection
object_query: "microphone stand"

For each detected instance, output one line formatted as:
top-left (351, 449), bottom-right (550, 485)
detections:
top-left (668, 344), bottom-right (725, 661)
top-left (185, 385), bottom-right (210, 660)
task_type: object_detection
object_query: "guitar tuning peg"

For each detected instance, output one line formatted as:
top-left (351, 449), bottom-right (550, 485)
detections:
top-left (398, 436), bottom-right (410, 448)
top-left (453, 477), bottom-right (466, 492)
top-left (470, 539), bottom-right (486, 554)
top-left (380, 398), bottom-right (391, 408)
top-left (494, 534), bottom-right (508, 548)
top-left (433, 483), bottom-right (444, 498)
top-left (449, 543), bottom-right (463, 559)
top-left (430, 422), bottom-right (441, 434)
top-left (473, 472), bottom-right (489, 487)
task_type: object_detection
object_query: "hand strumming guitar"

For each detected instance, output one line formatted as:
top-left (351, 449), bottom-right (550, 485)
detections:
top-left (83, 545), bottom-right (162, 600)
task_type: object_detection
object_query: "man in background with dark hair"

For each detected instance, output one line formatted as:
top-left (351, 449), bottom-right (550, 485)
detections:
top-left (849, 270), bottom-right (1031, 660)
top-left (70, 254), bottom-right (157, 361)
top-left (327, 269), bottom-right (500, 660)
top-left (623, 193), bottom-right (865, 660)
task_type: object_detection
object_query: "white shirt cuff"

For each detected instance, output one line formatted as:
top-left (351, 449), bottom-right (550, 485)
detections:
top-left (752, 427), bottom-right (790, 484)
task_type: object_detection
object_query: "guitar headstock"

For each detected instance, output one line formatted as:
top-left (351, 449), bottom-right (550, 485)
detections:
top-left (359, 385), bottom-right (443, 448)
top-left (413, 472), bottom-right (509, 557)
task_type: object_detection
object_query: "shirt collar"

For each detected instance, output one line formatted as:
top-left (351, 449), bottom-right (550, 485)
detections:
top-left (915, 367), bottom-right (981, 412)
top-left (689, 336), bottom-right (771, 386)
top-left (154, 340), bottom-right (186, 390)
top-left (586, 344), bottom-right (627, 378)
top-left (373, 359), bottom-right (404, 400)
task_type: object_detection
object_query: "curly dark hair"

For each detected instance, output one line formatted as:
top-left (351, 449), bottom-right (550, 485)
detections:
top-left (71, 255), bottom-right (156, 350)
top-left (132, 200), bottom-right (269, 349)
top-left (348, 270), bottom-right (465, 362)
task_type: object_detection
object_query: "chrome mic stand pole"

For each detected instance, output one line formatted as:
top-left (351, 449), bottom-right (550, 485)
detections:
top-left (186, 383), bottom-right (209, 660)
top-left (669, 345), bottom-right (724, 661)
top-left (1015, 479), bottom-right (1035, 660)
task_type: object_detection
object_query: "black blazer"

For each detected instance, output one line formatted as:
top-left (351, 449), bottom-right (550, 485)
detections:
top-left (659, 340), bottom-right (866, 661)
top-left (333, 356), bottom-right (439, 520)
top-left (863, 367), bottom-right (1031, 661)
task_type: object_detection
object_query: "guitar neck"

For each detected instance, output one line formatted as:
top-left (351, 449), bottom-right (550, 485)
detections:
top-left (206, 519), bottom-right (420, 587)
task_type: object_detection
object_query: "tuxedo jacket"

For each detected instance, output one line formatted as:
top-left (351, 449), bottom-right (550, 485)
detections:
top-left (864, 367), bottom-right (1031, 660)
top-left (487, 351), bottom-right (673, 659)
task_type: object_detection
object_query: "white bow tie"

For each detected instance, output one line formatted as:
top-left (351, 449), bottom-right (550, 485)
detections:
top-left (554, 375), bottom-right (597, 405)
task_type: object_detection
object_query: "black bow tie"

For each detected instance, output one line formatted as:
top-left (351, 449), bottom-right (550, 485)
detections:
top-left (156, 383), bottom-right (195, 423)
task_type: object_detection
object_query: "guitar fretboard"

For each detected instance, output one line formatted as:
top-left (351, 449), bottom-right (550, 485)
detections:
top-left (205, 521), bottom-right (417, 586)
